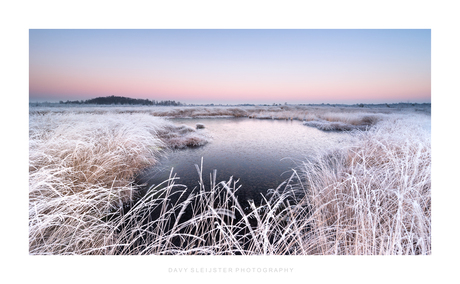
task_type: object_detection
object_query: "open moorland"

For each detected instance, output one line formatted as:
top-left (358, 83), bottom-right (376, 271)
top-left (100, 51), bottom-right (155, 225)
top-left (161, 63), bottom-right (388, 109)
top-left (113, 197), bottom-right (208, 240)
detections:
top-left (29, 103), bottom-right (431, 255)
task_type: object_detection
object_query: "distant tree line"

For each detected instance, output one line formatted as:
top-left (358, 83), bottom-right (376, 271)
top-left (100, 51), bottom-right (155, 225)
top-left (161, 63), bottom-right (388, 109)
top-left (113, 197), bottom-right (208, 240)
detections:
top-left (59, 95), bottom-right (183, 106)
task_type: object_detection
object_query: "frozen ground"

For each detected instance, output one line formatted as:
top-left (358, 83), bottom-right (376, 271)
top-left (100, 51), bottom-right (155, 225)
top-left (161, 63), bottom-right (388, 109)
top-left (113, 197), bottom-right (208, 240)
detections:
top-left (28, 103), bottom-right (431, 255)
top-left (29, 103), bottom-right (430, 132)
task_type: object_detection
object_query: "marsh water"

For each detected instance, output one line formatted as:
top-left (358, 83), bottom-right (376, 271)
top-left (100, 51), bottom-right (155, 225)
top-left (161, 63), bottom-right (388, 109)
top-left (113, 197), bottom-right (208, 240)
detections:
top-left (137, 117), bottom-right (351, 205)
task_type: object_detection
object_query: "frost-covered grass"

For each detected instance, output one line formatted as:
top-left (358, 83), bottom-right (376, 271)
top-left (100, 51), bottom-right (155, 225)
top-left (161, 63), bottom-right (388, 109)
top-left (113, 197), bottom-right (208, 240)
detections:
top-left (29, 103), bottom-right (430, 131)
top-left (29, 112), bottom-right (209, 254)
top-left (297, 115), bottom-right (431, 254)
top-left (29, 105), bottom-right (430, 255)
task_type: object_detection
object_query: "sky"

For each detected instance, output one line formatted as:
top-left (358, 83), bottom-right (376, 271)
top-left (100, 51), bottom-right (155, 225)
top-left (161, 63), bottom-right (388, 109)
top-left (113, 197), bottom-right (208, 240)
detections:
top-left (29, 29), bottom-right (431, 104)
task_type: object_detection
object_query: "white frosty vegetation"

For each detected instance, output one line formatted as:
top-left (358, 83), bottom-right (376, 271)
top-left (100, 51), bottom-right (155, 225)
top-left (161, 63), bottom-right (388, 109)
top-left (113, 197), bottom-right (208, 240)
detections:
top-left (29, 103), bottom-right (430, 131)
top-left (29, 112), bottom-right (210, 254)
top-left (297, 114), bottom-right (431, 254)
top-left (28, 105), bottom-right (431, 255)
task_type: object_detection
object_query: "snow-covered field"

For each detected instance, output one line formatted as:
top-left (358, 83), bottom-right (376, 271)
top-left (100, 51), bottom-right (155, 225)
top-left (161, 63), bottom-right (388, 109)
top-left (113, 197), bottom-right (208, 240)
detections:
top-left (29, 104), bottom-right (431, 254)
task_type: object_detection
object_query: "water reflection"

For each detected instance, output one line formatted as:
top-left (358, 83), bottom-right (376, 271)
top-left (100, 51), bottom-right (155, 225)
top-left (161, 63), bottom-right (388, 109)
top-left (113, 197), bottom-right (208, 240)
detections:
top-left (138, 117), bottom-right (351, 204)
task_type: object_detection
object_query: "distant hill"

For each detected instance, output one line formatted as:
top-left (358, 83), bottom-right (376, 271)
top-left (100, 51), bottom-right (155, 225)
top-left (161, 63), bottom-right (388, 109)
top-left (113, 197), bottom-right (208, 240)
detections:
top-left (60, 96), bottom-right (182, 106)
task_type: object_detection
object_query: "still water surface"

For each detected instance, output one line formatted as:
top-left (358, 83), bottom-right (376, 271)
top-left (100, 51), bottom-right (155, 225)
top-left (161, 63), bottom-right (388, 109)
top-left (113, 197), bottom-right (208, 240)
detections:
top-left (138, 117), bottom-right (350, 204)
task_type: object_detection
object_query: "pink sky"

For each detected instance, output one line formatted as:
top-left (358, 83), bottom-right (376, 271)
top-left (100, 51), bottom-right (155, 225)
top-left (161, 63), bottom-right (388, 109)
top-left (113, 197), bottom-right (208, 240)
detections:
top-left (29, 29), bottom-right (431, 104)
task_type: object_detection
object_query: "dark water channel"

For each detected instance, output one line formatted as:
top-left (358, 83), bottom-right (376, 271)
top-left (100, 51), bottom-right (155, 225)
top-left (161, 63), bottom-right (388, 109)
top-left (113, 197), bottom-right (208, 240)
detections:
top-left (137, 117), bottom-right (350, 205)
